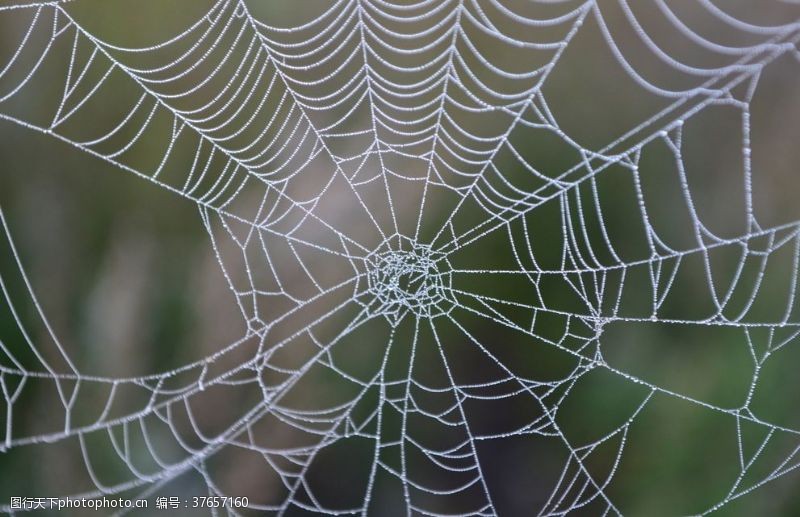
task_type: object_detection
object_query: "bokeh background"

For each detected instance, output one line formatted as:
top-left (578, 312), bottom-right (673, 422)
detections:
top-left (1, 0), bottom-right (800, 515)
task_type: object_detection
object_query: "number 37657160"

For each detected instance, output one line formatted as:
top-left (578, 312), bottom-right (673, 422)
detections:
top-left (191, 496), bottom-right (249, 508)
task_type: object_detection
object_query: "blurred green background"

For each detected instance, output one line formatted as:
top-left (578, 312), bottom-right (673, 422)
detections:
top-left (1, 0), bottom-right (800, 515)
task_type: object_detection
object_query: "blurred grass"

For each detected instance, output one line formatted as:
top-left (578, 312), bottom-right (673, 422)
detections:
top-left (0, 1), bottom-right (799, 515)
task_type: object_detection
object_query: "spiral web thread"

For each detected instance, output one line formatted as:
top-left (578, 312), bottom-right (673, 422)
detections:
top-left (1, 0), bottom-right (800, 514)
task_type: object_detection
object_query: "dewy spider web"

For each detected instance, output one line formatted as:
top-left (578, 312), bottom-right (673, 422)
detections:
top-left (0, 0), bottom-right (800, 514)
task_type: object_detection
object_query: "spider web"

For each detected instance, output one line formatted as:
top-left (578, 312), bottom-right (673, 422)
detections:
top-left (1, 0), bottom-right (800, 514)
